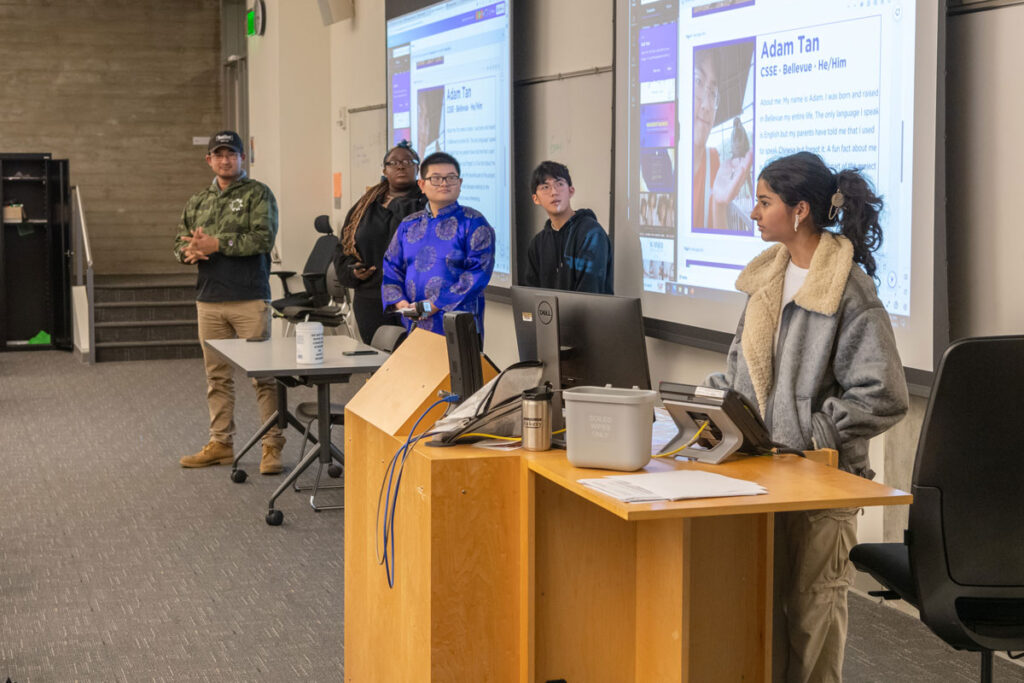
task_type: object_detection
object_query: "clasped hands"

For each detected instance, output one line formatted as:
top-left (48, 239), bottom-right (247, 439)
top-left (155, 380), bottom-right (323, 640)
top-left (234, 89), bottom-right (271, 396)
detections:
top-left (182, 226), bottom-right (220, 264)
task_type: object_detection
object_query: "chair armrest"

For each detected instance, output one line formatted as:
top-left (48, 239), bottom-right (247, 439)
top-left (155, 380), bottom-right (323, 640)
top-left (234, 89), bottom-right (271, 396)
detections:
top-left (271, 270), bottom-right (297, 296)
top-left (280, 304), bottom-right (343, 326)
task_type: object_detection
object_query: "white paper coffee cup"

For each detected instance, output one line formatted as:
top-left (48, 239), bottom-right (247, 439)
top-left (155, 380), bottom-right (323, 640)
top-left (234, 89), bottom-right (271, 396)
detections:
top-left (295, 321), bottom-right (324, 364)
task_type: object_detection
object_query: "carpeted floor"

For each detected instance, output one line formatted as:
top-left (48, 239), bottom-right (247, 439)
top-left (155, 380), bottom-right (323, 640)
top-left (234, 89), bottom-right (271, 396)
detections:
top-left (847, 590), bottom-right (1024, 682)
top-left (0, 350), bottom-right (363, 682)
top-left (0, 350), bottom-right (1022, 682)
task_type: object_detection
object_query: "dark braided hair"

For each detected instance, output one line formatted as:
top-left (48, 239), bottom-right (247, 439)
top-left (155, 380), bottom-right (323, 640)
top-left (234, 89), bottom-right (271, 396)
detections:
top-left (340, 140), bottom-right (419, 258)
top-left (758, 151), bottom-right (883, 278)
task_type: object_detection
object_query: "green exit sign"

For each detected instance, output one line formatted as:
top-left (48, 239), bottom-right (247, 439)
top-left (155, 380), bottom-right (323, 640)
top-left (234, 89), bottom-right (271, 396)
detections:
top-left (247, 0), bottom-right (265, 36)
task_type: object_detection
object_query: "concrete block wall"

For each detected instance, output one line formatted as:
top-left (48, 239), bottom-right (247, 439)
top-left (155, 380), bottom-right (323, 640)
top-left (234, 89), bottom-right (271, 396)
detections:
top-left (0, 0), bottom-right (222, 275)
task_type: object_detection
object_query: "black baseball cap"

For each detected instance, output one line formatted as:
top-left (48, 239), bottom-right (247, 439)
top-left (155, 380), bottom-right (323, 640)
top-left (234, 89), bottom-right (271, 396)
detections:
top-left (208, 130), bottom-right (243, 154)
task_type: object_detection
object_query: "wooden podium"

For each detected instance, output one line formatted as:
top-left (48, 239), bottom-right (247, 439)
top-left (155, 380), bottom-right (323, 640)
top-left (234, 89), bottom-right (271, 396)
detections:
top-left (523, 451), bottom-right (909, 682)
top-left (344, 331), bottom-right (912, 682)
top-left (344, 330), bottom-right (518, 681)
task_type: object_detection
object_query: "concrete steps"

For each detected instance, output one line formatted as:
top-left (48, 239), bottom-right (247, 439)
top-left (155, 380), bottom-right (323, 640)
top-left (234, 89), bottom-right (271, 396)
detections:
top-left (93, 275), bottom-right (201, 362)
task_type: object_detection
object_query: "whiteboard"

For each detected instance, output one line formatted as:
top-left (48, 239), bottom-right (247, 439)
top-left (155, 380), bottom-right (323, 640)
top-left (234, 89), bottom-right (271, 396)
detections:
top-left (514, 72), bottom-right (613, 283)
top-left (947, 7), bottom-right (1024, 338)
top-left (348, 106), bottom-right (388, 205)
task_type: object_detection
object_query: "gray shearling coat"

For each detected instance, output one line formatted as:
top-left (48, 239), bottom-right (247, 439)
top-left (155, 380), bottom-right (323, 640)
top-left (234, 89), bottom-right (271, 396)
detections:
top-left (707, 232), bottom-right (909, 478)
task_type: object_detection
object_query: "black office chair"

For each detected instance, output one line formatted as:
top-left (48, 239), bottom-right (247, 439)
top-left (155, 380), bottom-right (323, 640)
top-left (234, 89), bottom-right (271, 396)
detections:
top-left (265, 324), bottom-right (407, 524)
top-left (366, 324), bottom-right (406, 353)
top-left (850, 336), bottom-right (1024, 683)
top-left (321, 257), bottom-right (357, 340)
top-left (271, 215), bottom-right (342, 332)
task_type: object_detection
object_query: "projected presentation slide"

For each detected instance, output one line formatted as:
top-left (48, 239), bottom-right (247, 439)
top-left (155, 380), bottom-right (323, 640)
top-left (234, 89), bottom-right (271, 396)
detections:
top-left (627, 0), bottom-right (915, 318)
top-left (387, 0), bottom-right (513, 287)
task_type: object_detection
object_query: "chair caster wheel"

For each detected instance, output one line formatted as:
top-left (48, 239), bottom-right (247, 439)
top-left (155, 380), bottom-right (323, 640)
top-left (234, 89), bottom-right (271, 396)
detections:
top-left (266, 509), bottom-right (284, 526)
top-left (231, 469), bottom-right (248, 483)
top-left (328, 464), bottom-right (343, 478)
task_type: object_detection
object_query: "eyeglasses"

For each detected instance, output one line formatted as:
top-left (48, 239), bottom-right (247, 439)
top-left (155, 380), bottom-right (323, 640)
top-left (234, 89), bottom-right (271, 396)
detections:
top-left (694, 70), bottom-right (720, 108)
top-left (385, 159), bottom-right (419, 169)
top-left (424, 174), bottom-right (461, 187)
top-left (536, 179), bottom-right (569, 194)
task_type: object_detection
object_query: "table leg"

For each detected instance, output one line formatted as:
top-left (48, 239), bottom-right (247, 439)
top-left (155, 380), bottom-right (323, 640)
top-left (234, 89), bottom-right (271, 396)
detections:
top-left (275, 380), bottom-right (326, 445)
top-left (276, 381), bottom-right (288, 429)
top-left (318, 382), bottom-right (332, 464)
top-left (231, 380), bottom-right (320, 474)
top-left (266, 382), bottom-right (345, 521)
top-left (292, 439), bottom-right (344, 492)
top-left (231, 412), bottom-right (278, 469)
top-left (309, 381), bottom-right (345, 510)
top-left (268, 440), bottom-right (321, 511)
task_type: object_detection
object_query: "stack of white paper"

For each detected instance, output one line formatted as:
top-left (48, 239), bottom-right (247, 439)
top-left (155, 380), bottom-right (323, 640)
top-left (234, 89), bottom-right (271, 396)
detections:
top-left (579, 469), bottom-right (767, 503)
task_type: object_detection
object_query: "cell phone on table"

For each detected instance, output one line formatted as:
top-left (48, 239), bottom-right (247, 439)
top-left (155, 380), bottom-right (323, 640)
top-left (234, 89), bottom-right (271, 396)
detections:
top-left (343, 349), bottom-right (377, 356)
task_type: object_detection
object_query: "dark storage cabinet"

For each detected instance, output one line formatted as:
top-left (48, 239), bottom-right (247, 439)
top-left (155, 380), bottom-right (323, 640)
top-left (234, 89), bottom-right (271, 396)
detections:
top-left (0, 153), bottom-right (72, 350)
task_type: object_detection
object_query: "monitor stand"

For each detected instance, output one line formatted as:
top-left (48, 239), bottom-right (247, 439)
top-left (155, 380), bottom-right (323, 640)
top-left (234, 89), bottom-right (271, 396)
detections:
top-left (534, 294), bottom-right (565, 440)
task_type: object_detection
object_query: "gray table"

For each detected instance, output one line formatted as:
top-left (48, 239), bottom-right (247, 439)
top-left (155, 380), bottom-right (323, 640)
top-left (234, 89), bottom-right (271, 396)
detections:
top-left (205, 335), bottom-right (387, 524)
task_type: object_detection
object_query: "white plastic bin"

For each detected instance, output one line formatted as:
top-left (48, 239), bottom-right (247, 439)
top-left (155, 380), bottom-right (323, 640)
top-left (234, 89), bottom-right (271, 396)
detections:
top-left (563, 386), bottom-right (657, 471)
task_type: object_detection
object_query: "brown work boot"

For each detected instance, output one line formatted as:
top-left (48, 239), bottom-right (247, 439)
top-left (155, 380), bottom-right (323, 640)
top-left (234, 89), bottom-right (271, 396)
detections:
top-left (260, 443), bottom-right (284, 475)
top-left (180, 441), bottom-right (234, 468)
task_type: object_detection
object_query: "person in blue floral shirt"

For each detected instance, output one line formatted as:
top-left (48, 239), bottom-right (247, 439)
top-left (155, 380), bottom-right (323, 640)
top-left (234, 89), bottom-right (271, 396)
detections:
top-left (381, 152), bottom-right (495, 339)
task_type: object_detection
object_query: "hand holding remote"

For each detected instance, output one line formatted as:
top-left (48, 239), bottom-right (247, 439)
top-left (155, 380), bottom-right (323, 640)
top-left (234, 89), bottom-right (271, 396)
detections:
top-left (399, 301), bottom-right (434, 319)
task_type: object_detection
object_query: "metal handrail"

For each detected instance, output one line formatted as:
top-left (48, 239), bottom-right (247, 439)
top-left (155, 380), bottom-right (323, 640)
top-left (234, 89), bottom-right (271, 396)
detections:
top-left (72, 186), bottom-right (93, 271)
top-left (71, 186), bottom-right (95, 364)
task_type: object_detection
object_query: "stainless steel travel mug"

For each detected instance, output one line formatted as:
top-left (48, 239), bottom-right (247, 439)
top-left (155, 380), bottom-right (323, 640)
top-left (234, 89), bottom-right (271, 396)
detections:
top-left (522, 384), bottom-right (553, 451)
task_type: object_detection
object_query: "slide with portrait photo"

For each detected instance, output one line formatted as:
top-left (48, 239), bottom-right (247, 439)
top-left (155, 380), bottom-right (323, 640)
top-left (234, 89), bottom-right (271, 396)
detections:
top-left (387, 0), bottom-right (512, 285)
top-left (625, 0), bottom-right (915, 315)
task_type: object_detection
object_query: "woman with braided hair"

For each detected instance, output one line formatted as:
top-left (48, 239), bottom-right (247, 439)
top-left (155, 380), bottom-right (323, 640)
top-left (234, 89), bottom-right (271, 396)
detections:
top-left (334, 141), bottom-right (426, 343)
top-left (706, 151), bottom-right (909, 682)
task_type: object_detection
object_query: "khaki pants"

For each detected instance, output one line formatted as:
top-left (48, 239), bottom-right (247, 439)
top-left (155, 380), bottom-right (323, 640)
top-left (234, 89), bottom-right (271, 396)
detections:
top-left (772, 508), bottom-right (859, 683)
top-left (197, 300), bottom-right (284, 449)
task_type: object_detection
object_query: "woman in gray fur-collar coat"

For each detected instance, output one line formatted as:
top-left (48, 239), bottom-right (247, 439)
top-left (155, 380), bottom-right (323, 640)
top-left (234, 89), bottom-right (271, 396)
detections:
top-left (707, 151), bottom-right (909, 683)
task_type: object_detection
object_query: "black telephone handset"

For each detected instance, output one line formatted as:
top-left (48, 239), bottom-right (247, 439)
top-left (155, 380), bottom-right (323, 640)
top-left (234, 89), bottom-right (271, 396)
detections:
top-left (719, 388), bottom-right (774, 455)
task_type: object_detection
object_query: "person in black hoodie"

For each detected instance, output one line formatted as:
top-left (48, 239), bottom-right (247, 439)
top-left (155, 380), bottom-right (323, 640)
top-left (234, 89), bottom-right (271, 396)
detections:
top-left (523, 161), bottom-right (612, 294)
top-left (333, 141), bottom-right (426, 343)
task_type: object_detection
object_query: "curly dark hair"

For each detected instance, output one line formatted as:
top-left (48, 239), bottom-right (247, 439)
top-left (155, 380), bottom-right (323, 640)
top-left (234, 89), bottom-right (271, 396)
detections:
top-left (340, 141), bottom-right (419, 258)
top-left (759, 151), bottom-right (883, 278)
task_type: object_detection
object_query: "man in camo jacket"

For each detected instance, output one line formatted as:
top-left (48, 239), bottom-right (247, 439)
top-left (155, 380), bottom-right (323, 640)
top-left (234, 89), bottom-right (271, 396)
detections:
top-left (173, 130), bottom-right (285, 475)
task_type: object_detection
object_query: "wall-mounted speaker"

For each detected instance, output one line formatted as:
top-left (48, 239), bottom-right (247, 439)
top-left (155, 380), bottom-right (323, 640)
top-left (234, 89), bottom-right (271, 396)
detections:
top-left (316, 0), bottom-right (354, 25)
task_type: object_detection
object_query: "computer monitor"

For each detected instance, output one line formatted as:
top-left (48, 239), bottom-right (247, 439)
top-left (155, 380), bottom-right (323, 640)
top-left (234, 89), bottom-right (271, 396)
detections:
top-left (510, 286), bottom-right (652, 391)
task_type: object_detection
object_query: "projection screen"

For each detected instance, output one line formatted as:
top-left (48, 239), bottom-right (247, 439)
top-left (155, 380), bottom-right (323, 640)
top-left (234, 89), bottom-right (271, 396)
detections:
top-left (613, 0), bottom-right (946, 385)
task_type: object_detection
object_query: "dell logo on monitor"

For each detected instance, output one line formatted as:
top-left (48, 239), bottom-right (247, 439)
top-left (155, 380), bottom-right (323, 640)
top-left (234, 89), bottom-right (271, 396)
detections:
top-left (537, 301), bottom-right (554, 326)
